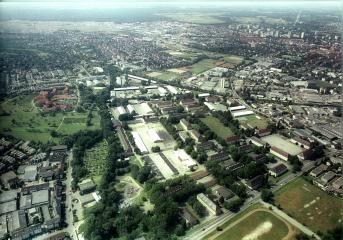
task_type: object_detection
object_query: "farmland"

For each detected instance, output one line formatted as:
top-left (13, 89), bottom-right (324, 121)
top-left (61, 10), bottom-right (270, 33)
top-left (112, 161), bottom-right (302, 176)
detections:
top-left (201, 115), bottom-right (234, 139)
top-left (84, 140), bottom-right (108, 186)
top-left (0, 94), bottom-right (100, 143)
top-left (274, 177), bottom-right (342, 232)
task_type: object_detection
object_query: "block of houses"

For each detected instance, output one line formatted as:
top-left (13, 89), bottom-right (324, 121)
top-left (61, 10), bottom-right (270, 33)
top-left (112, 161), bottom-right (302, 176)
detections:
top-left (291, 137), bottom-right (312, 149)
top-left (194, 141), bottom-right (215, 152)
top-left (180, 207), bottom-right (198, 228)
top-left (269, 164), bottom-right (288, 177)
top-left (209, 151), bottom-right (229, 162)
top-left (180, 119), bottom-right (192, 131)
top-left (249, 136), bottom-right (265, 147)
top-left (1, 171), bottom-right (19, 189)
top-left (246, 175), bottom-right (265, 190)
top-left (197, 193), bottom-right (221, 216)
top-left (270, 146), bottom-right (289, 161)
top-left (310, 164), bottom-right (328, 177)
top-left (320, 171), bottom-right (336, 185)
top-left (215, 186), bottom-right (234, 200)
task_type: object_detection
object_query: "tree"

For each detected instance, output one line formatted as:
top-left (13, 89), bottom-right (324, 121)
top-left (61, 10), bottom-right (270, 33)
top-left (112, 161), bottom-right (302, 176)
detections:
top-left (261, 189), bottom-right (274, 203)
top-left (151, 146), bottom-right (161, 153)
top-left (224, 198), bottom-right (244, 212)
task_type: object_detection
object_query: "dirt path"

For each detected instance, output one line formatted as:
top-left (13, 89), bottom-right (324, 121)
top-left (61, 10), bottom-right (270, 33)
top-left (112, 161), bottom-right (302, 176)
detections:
top-left (209, 208), bottom-right (295, 240)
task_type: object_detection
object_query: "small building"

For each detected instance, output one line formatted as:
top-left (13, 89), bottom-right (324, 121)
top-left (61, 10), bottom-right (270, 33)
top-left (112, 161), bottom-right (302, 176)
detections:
top-left (194, 141), bottom-right (215, 152)
top-left (180, 207), bottom-right (198, 228)
top-left (23, 166), bottom-right (38, 182)
top-left (291, 137), bottom-right (312, 149)
top-left (32, 189), bottom-right (50, 206)
top-left (310, 164), bottom-right (328, 177)
top-left (78, 179), bottom-right (96, 195)
top-left (209, 152), bottom-right (229, 162)
top-left (332, 177), bottom-right (343, 191)
top-left (189, 130), bottom-right (201, 142)
top-left (269, 164), bottom-right (288, 177)
top-left (197, 193), bottom-right (221, 216)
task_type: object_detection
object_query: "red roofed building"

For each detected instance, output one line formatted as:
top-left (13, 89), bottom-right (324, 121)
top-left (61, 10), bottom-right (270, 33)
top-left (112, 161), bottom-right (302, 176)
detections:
top-left (226, 135), bottom-right (240, 143)
top-left (270, 146), bottom-right (289, 161)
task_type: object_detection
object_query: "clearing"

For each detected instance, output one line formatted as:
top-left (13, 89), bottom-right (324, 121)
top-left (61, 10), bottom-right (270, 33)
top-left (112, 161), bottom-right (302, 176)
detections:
top-left (201, 115), bottom-right (234, 139)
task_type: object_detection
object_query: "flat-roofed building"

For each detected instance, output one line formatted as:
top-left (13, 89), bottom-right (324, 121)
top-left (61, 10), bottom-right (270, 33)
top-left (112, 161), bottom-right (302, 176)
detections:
top-left (232, 110), bottom-right (255, 118)
top-left (180, 119), bottom-right (192, 131)
top-left (310, 164), bottom-right (328, 177)
top-left (197, 193), bottom-right (221, 216)
top-left (269, 163), bottom-right (288, 177)
top-left (249, 136), bottom-right (265, 147)
top-left (321, 171), bottom-right (336, 185)
top-left (180, 207), bottom-right (198, 228)
top-left (229, 105), bottom-right (246, 111)
top-left (132, 131), bottom-right (149, 154)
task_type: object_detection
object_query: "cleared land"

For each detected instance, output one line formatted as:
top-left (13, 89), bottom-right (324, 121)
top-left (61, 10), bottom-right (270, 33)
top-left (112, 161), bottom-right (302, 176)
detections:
top-left (201, 115), bottom-right (234, 139)
top-left (262, 134), bottom-right (303, 155)
top-left (274, 177), bottom-right (342, 232)
top-left (0, 95), bottom-right (100, 142)
top-left (237, 114), bottom-right (268, 129)
top-left (84, 140), bottom-right (108, 186)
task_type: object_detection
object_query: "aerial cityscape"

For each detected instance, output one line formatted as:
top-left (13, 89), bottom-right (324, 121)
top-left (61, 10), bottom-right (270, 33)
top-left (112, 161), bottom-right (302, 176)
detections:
top-left (0, 1), bottom-right (342, 240)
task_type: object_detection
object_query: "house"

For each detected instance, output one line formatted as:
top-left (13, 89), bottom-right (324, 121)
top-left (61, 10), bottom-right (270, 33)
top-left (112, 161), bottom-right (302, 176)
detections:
top-left (197, 193), bottom-right (221, 216)
top-left (215, 186), bottom-right (234, 200)
top-left (180, 119), bottom-right (192, 131)
top-left (269, 164), bottom-right (288, 177)
top-left (1, 171), bottom-right (19, 189)
top-left (310, 164), bottom-right (328, 177)
top-left (246, 175), bottom-right (265, 190)
top-left (291, 137), bottom-right (312, 149)
top-left (178, 131), bottom-right (189, 142)
top-left (78, 179), bottom-right (96, 195)
top-left (180, 207), bottom-right (198, 228)
top-left (257, 128), bottom-right (271, 137)
top-left (332, 177), bottom-right (343, 191)
top-left (226, 135), bottom-right (240, 143)
top-left (50, 145), bottom-right (68, 152)
top-left (270, 146), bottom-right (289, 161)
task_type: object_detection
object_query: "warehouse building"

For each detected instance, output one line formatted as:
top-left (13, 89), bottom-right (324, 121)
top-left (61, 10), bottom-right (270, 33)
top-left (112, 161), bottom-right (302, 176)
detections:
top-left (232, 110), bottom-right (255, 118)
top-left (132, 132), bottom-right (149, 154)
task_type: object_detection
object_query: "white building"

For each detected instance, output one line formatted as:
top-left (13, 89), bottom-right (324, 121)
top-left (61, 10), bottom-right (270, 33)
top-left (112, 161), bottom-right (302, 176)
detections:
top-left (148, 129), bottom-right (162, 143)
top-left (132, 132), bottom-right (148, 154)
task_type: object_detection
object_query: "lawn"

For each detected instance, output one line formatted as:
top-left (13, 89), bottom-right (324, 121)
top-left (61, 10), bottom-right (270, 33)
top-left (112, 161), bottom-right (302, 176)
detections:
top-left (201, 115), bottom-right (234, 139)
top-left (237, 114), bottom-right (269, 130)
top-left (274, 177), bottom-right (342, 232)
top-left (84, 140), bottom-right (108, 185)
top-left (190, 59), bottom-right (217, 74)
top-left (212, 210), bottom-right (290, 240)
top-left (0, 95), bottom-right (100, 143)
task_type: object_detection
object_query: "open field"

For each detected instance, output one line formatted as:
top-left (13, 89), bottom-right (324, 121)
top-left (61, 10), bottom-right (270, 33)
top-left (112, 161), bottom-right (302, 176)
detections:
top-left (155, 71), bottom-right (179, 81)
top-left (223, 55), bottom-right (244, 65)
top-left (146, 71), bottom-right (162, 77)
top-left (237, 114), bottom-right (268, 129)
top-left (274, 177), bottom-right (342, 232)
top-left (116, 175), bottom-right (143, 208)
top-left (201, 115), bottom-right (234, 139)
top-left (84, 140), bottom-right (108, 185)
top-left (232, 16), bottom-right (287, 24)
top-left (210, 209), bottom-right (293, 240)
top-left (262, 134), bottom-right (303, 155)
top-left (190, 59), bottom-right (217, 74)
top-left (0, 95), bottom-right (100, 143)
top-left (160, 13), bottom-right (225, 24)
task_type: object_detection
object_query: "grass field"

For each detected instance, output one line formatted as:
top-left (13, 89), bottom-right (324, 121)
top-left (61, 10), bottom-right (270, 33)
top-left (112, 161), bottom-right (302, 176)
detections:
top-left (223, 55), bottom-right (244, 65)
top-left (155, 71), bottom-right (179, 81)
top-left (0, 95), bottom-right (100, 143)
top-left (237, 114), bottom-right (268, 129)
top-left (201, 115), bottom-right (234, 139)
top-left (274, 177), bottom-right (342, 232)
top-left (212, 210), bottom-right (291, 240)
top-left (190, 59), bottom-right (217, 74)
top-left (84, 140), bottom-right (108, 185)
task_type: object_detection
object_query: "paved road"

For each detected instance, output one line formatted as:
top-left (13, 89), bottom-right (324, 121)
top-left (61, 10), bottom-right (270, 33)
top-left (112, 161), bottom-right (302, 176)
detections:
top-left (260, 200), bottom-right (320, 239)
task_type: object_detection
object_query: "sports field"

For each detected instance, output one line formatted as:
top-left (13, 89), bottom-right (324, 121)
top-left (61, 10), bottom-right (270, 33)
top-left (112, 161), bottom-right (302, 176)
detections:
top-left (210, 210), bottom-right (293, 240)
top-left (84, 140), bottom-right (108, 185)
top-left (201, 115), bottom-right (234, 139)
top-left (237, 114), bottom-right (268, 129)
top-left (190, 59), bottom-right (217, 74)
top-left (274, 177), bottom-right (342, 232)
top-left (0, 95), bottom-right (100, 142)
top-left (262, 134), bottom-right (303, 155)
